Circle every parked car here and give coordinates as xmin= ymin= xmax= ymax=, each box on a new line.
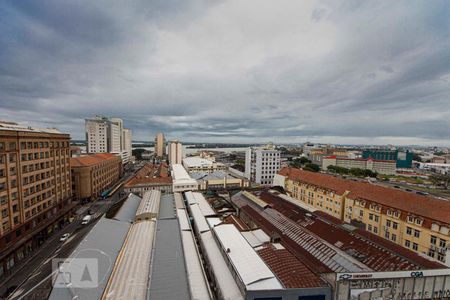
xmin=60 ymin=233 xmax=70 ymax=242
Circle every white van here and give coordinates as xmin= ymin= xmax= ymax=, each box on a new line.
xmin=81 ymin=215 xmax=92 ymax=225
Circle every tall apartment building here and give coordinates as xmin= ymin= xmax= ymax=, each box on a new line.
xmin=0 ymin=122 xmax=74 ymax=276
xmin=245 ymin=145 xmax=281 ymax=185
xmin=168 ymin=140 xmax=183 ymax=165
xmin=122 ymin=128 xmax=132 ymax=162
xmin=276 ymin=167 xmax=450 ymax=265
xmin=85 ymin=116 xmax=132 ymax=164
xmin=71 ymin=153 xmax=122 ymax=202
xmin=154 ymin=132 xmax=165 ymax=157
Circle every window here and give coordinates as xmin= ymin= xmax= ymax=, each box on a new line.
xmin=431 ymin=236 xmax=437 ymax=245
xmin=374 ymin=215 xmax=379 ymax=222
xmin=414 ymin=230 xmax=420 ymax=238
xmin=373 ymin=226 xmax=378 ymax=234
xmin=9 ymin=142 xmax=16 ymax=150
xmin=405 ymin=240 xmax=411 ymax=247
xmin=384 ymin=232 xmax=390 ymax=239
xmin=438 ymin=254 xmax=445 ymax=262
xmin=368 ymin=224 xmax=372 ymax=231
xmin=369 ymin=213 xmax=373 ymax=220
xmin=393 ymin=222 xmax=398 ymax=230
xmin=392 ymin=234 xmax=397 ymax=242
xmin=406 ymin=227 xmax=412 ymax=235
xmin=439 ymin=239 xmax=446 ymax=248
xmin=412 ymin=243 xmax=418 ymax=251
xmin=359 ymin=210 xmax=364 ymax=217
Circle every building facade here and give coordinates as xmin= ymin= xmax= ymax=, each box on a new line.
xmin=168 ymin=140 xmax=183 ymax=165
xmin=154 ymin=132 xmax=165 ymax=157
xmin=245 ymin=146 xmax=281 ymax=185
xmin=0 ymin=122 xmax=74 ymax=277
xmin=85 ymin=116 xmax=132 ymax=164
xmin=322 ymin=156 xmax=397 ymax=175
xmin=278 ymin=167 xmax=450 ymax=265
xmin=71 ymin=153 xmax=122 ymax=202
xmin=362 ymin=149 xmax=413 ymax=168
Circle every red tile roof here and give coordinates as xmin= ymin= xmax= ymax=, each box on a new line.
xmin=279 ymin=167 xmax=450 ymax=225
xmin=71 ymin=153 xmax=119 ymax=167
xmin=234 ymin=191 xmax=445 ymax=275
xmin=125 ymin=163 xmax=172 ymax=186
xmin=257 ymin=244 xmax=328 ymax=288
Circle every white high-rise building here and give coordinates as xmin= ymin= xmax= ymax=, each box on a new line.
xmin=168 ymin=140 xmax=183 ymax=165
xmin=85 ymin=116 xmax=132 ymax=164
xmin=245 ymin=145 xmax=281 ymax=186
xmin=122 ymin=128 xmax=132 ymax=163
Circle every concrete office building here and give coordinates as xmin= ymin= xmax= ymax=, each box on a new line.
xmin=71 ymin=153 xmax=122 ymax=202
xmin=168 ymin=140 xmax=183 ymax=165
xmin=171 ymin=164 xmax=198 ymax=193
xmin=154 ymin=132 xmax=165 ymax=157
xmin=85 ymin=116 xmax=132 ymax=164
xmin=0 ymin=122 xmax=75 ymax=277
xmin=245 ymin=145 xmax=281 ymax=185
xmin=362 ymin=149 xmax=413 ymax=168
xmin=322 ymin=156 xmax=397 ymax=175
xmin=277 ymin=167 xmax=450 ymax=265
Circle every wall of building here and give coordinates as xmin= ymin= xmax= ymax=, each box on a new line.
xmin=0 ymin=128 xmax=74 ymax=277
xmin=283 ymin=175 xmax=450 ymax=265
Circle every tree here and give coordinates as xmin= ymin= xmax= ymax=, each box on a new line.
xmin=430 ymin=174 xmax=450 ymax=189
xmin=289 ymin=157 xmax=311 ymax=168
xmin=303 ymin=163 xmax=320 ymax=172
xmin=412 ymin=153 xmax=422 ymax=162
xmin=132 ymin=148 xmax=146 ymax=160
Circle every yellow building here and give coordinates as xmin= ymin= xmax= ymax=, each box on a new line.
xmin=277 ymin=167 xmax=450 ymax=264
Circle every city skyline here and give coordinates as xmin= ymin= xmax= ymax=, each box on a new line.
xmin=1 ymin=1 xmax=450 ymax=146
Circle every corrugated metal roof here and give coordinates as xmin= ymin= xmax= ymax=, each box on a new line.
xmin=180 ymin=231 xmax=212 ymax=300
xmin=241 ymin=229 xmax=270 ymax=248
xmin=114 ymin=193 xmax=141 ymax=223
xmin=49 ymin=218 xmax=131 ymax=300
xmin=213 ymin=224 xmax=283 ymax=290
xmin=159 ymin=194 xmax=176 ymax=219
xmin=177 ymin=209 xmax=191 ymax=231
xmin=174 ymin=192 xmax=185 ymax=209
xmin=185 ymin=192 xmax=216 ymax=217
xmin=190 ymin=204 xmax=210 ymax=233
xmin=148 ymin=218 xmax=190 ymax=300
xmin=136 ymin=190 xmax=161 ymax=220
xmin=172 ymin=164 xmax=192 ymax=180
xmin=200 ymin=231 xmax=244 ymax=300
xmin=103 ymin=221 xmax=156 ymax=300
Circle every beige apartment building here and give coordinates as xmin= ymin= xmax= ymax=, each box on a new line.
xmin=277 ymin=167 xmax=450 ymax=265
xmin=71 ymin=153 xmax=122 ymax=201
xmin=0 ymin=122 xmax=74 ymax=277
xmin=154 ymin=132 xmax=165 ymax=157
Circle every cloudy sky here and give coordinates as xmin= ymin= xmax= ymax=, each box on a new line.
xmin=1 ymin=0 xmax=450 ymax=145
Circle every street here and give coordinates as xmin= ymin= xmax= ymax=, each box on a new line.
xmin=0 ymin=166 xmax=138 ymax=300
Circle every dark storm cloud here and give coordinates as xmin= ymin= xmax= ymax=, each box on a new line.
xmin=0 ymin=0 xmax=450 ymax=145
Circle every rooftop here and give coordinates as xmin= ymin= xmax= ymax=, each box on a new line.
xmin=279 ymin=167 xmax=450 ymax=225
xmin=124 ymin=163 xmax=172 ymax=187
xmin=190 ymin=170 xmax=238 ymax=181
xmin=71 ymin=153 xmax=119 ymax=167
xmin=182 ymin=156 xmax=214 ymax=167
xmin=233 ymin=190 xmax=445 ymax=276
xmin=0 ymin=121 xmax=65 ymax=135
xmin=257 ymin=244 xmax=329 ymax=289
